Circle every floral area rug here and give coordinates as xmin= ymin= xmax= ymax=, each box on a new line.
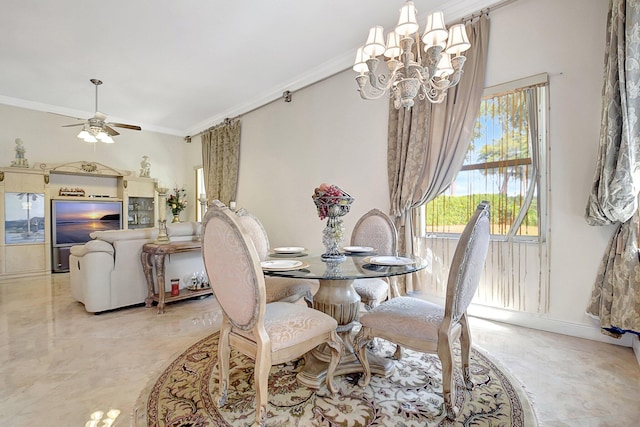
xmin=135 ymin=332 xmax=537 ymax=426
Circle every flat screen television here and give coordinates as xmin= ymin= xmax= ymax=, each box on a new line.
xmin=51 ymin=199 xmax=122 ymax=246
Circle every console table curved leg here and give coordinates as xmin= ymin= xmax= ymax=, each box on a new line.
xmin=141 ymin=252 xmax=154 ymax=308
xmin=153 ymin=254 xmax=167 ymax=314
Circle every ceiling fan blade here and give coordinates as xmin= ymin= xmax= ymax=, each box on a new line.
xmin=62 ymin=123 xmax=86 ymax=128
xmin=50 ymin=112 xmax=86 ymax=120
xmin=104 ymin=126 xmax=120 ymax=136
xmin=108 ymin=122 xmax=142 ymax=131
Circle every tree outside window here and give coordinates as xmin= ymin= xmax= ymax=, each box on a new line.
xmin=424 ymin=80 xmax=547 ymax=241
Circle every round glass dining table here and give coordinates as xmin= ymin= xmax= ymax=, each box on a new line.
xmin=263 ymin=252 xmax=428 ymax=389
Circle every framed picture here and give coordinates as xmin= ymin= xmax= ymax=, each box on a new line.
xmin=4 ymin=192 xmax=45 ymax=244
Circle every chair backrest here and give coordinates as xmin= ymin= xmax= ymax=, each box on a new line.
xmin=202 ymin=203 xmax=265 ymax=331
xmin=350 ymin=208 xmax=398 ymax=255
xmin=235 ymin=208 xmax=270 ymax=261
xmin=445 ymin=201 xmax=490 ymax=323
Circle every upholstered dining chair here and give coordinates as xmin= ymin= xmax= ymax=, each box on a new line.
xmin=202 ymin=203 xmax=343 ymax=427
xmin=235 ymin=208 xmax=318 ymax=306
xmin=350 ymin=208 xmax=399 ymax=310
xmin=354 ymin=201 xmax=490 ymax=420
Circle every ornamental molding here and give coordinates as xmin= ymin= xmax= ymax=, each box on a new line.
xmin=34 ymin=161 xmax=133 ymax=177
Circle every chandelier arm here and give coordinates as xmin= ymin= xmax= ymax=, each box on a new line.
xmin=448 ymin=55 xmax=467 ymax=88
xmin=422 ymin=78 xmax=450 ymax=104
xmin=423 ymin=45 xmax=443 ymax=81
xmin=357 ymin=83 xmax=391 ymax=100
xmin=365 ymin=58 xmax=398 ymax=92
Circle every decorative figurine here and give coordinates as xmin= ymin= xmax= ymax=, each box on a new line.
xmin=10 ymin=138 xmax=29 ymax=168
xmin=139 ymin=155 xmax=151 ymax=177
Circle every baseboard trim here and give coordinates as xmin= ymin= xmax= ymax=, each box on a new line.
xmin=466 ymin=303 xmax=634 ymax=347
xmin=411 ymin=293 xmax=636 ymax=348
xmin=0 ymin=270 xmax=51 ymax=282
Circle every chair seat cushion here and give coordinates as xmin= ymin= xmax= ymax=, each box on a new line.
xmin=236 ymin=302 xmax=338 ymax=352
xmin=359 ymin=296 xmax=444 ymax=342
xmin=353 ymin=278 xmax=389 ymax=303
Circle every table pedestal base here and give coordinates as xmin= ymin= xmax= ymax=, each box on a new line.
xmin=296 ymin=277 xmax=394 ymax=389
xmin=296 ymin=332 xmax=395 ymax=389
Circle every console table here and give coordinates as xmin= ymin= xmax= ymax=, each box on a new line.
xmin=141 ymin=241 xmax=211 ymax=313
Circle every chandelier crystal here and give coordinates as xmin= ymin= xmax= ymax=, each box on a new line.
xmin=354 ymin=1 xmax=471 ymax=109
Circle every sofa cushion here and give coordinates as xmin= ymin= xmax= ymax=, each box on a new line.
xmin=70 ymin=239 xmax=115 ymax=257
xmin=90 ymin=228 xmax=157 ymax=243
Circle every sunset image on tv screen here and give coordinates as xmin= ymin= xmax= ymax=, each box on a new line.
xmin=54 ymin=201 xmax=121 ymax=244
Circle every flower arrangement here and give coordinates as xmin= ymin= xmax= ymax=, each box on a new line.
xmin=312 ymin=183 xmax=353 ymax=220
xmin=167 ymin=187 xmax=188 ymax=216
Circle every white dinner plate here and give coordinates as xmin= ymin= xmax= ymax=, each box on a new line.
xmin=272 ymin=246 xmax=306 ymax=254
xmin=343 ymin=246 xmax=375 ymax=253
xmin=364 ymin=256 xmax=415 ymax=266
xmin=261 ymin=260 xmax=309 ymax=271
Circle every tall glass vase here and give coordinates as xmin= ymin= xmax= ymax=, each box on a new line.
xmin=322 ymin=213 xmax=346 ymax=262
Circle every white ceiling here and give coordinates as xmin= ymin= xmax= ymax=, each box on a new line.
xmin=0 ymin=0 xmax=499 ymax=137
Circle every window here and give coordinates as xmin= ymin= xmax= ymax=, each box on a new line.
xmin=423 ymin=74 xmax=548 ymax=241
xmin=195 ymin=166 xmax=206 ymax=222
xmin=418 ymin=74 xmax=550 ymax=314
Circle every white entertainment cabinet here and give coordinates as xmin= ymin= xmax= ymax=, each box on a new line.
xmin=0 ymin=161 xmax=157 ymax=278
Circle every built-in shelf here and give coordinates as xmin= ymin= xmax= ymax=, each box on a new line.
xmin=1 ymin=161 xmax=158 ymax=277
xmin=128 ymin=196 xmax=155 ymax=229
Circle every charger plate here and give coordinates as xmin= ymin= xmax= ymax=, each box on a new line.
xmin=363 ymin=255 xmax=415 ymax=266
xmin=343 ymin=246 xmax=375 ymax=253
xmin=272 ymin=246 xmax=306 ymax=254
xmin=260 ymin=260 xmax=310 ymax=271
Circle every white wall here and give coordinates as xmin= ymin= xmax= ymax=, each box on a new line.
xmin=234 ymin=69 xmax=389 ymax=253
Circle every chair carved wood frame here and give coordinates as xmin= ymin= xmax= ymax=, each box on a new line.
xmin=202 ymin=203 xmax=343 ymax=427
xmin=235 ymin=207 xmax=316 ymax=306
xmin=353 ymin=202 xmax=490 ymax=420
xmin=350 ymin=208 xmax=400 ymax=309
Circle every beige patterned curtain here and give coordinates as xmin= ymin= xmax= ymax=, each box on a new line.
xmin=201 ymin=119 xmax=241 ymax=205
xmin=585 ymin=0 xmax=640 ymax=338
xmin=388 ymin=15 xmax=490 ymax=293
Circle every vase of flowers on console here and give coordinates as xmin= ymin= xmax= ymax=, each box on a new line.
xmin=312 ymin=183 xmax=354 ymax=262
xmin=167 ymin=187 xmax=188 ymax=223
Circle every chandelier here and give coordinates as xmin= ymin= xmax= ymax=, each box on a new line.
xmin=354 ymin=1 xmax=471 ymax=108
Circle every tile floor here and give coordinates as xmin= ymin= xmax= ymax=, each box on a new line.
xmin=0 ymin=274 xmax=639 ymax=426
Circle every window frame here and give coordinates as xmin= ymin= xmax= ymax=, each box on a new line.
xmin=420 ymin=73 xmax=549 ymax=243
xmin=195 ymin=166 xmax=206 ymax=222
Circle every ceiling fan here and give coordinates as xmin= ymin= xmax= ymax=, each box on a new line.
xmin=62 ymin=78 xmax=141 ymax=143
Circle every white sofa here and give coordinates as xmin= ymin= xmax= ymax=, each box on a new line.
xmin=70 ymin=222 xmax=205 ymax=313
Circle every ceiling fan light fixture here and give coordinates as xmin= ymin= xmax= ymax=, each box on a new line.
xmin=98 ymin=132 xmax=114 ymax=143
xmin=77 ymin=128 xmax=90 ymax=140
xmin=65 ymin=78 xmax=142 ymax=143
xmin=80 ymin=131 xmax=98 ymax=143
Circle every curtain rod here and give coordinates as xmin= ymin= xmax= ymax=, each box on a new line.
xmin=187 ymin=0 xmax=521 ymax=143
xmin=461 ymin=0 xmax=519 ymax=22
xmin=186 ymin=68 xmax=345 ymax=141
